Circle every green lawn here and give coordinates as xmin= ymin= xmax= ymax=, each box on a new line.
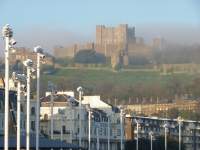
xmin=41 ymin=68 xmax=198 ymax=88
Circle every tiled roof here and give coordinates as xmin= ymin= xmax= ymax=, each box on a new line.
xmin=41 ymin=94 xmax=79 ymax=106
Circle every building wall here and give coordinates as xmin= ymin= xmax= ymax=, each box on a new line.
xmin=54 ymin=43 xmax=95 ymax=58
xmin=126 ymin=100 xmax=200 ymax=116
xmin=126 ymin=116 xmax=200 ymax=150
xmin=10 ymin=47 xmax=54 ymax=66
xmin=40 ymin=98 xmax=123 ymax=150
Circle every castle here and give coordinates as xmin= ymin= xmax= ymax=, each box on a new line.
xmin=54 ymin=24 xmax=154 ymax=67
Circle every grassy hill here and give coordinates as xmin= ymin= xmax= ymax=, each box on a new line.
xmin=40 ymin=68 xmax=200 ymax=102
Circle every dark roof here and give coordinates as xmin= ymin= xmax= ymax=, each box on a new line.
xmin=0 ymin=135 xmax=82 ymax=149
xmin=41 ymin=94 xmax=79 ymax=107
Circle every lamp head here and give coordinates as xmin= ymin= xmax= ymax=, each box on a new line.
xmin=9 ymin=38 xmax=17 ymax=45
xmin=39 ymin=54 xmax=45 ymax=59
xmin=34 ymin=46 xmax=43 ymax=54
xmin=31 ymin=67 xmax=36 ymax=73
xmin=149 ymin=131 xmax=154 ymax=136
xmin=2 ymin=24 xmax=13 ymax=38
xmin=23 ymin=59 xmax=33 ymax=67
xmin=77 ymin=86 xmax=83 ymax=92
xmin=163 ymin=122 xmax=169 ymax=128
xmin=21 ymin=84 xmax=26 ymax=91
xmin=12 ymin=72 xmax=26 ymax=83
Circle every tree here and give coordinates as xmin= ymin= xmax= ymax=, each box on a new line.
xmin=167 ymin=108 xmax=179 ymax=119
xmin=54 ymin=57 xmax=75 ymax=67
xmin=74 ymin=49 xmax=106 ymax=64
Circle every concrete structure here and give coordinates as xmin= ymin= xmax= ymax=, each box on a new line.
xmin=125 ymin=99 xmax=200 ymax=116
xmin=54 ymin=43 xmax=95 ymax=58
xmin=125 ymin=115 xmax=200 ymax=150
xmin=40 ymin=93 xmax=123 ymax=150
xmin=159 ymin=63 xmax=200 ymax=74
xmin=10 ymin=47 xmax=54 ymax=66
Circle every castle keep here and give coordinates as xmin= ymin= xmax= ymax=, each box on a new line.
xmin=96 ymin=24 xmax=136 ymax=57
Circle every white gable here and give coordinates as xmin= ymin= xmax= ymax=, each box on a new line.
xmin=45 ymin=91 xmax=74 ymax=97
xmin=82 ymin=96 xmax=111 ymax=109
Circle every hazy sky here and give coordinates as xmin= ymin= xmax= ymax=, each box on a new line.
xmin=0 ymin=0 xmax=200 ymax=53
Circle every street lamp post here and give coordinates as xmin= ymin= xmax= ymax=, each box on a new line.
xmin=86 ymin=105 xmax=94 ymax=150
xmin=177 ymin=117 xmax=183 ymax=150
xmin=17 ymin=81 xmax=21 ymax=150
xmin=96 ymin=123 xmax=100 ymax=150
xmin=60 ymin=114 xmax=64 ymax=142
xmin=2 ymin=24 xmax=16 ymax=150
xmin=120 ymin=108 xmax=124 ymax=150
xmin=77 ymin=86 xmax=83 ymax=148
xmin=134 ymin=119 xmax=142 ymax=150
xmin=23 ymin=59 xmax=35 ymax=150
xmin=48 ymin=81 xmax=55 ymax=140
xmin=107 ymin=115 xmax=110 ymax=150
xmin=34 ymin=46 xmax=45 ymax=150
xmin=188 ymin=123 xmax=196 ymax=150
xmin=149 ymin=131 xmax=153 ymax=150
xmin=88 ymin=107 xmax=91 ymax=150
xmin=163 ymin=122 xmax=169 ymax=150
xmin=12 ymin=72 xmax=26 ymax=150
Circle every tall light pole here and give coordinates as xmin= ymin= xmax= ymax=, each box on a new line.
xmin=34 ymin=46 xmax=45 ymax=150
xmin=2 ymin=24 xmax=16 ymax=150
xmin=88 ymin=107 xmax=91 ymax=150
xmin=12 ymin=72 xmax=26 ymax=150
xmin=149 ymin=131 xmax=153 ymax=150
xmin=23 ymin=59 xmax=34 ymax=150
xmin=86 ymin=105 xmax=94 ymax=150
xmin=96 ymin=123 xmax=100 ymax=150
xmin=163 ymin=122 xmax=169 ymax=150
xmin=77 ymin=86 xmax=83 ymax=147
xmin=107 ymin=115 xmax=110 ymax=150
xmin=17 ymin=80 xmax=21 ymax=150
xmin=188 ymin=123 xmax=196 ymax=150
xmin=48 ymin=81 xmax=55 ymax=140
xmin=120 ymin=107 xmax=124 ymax=150
xmin=177 ymin=117 xmax=183 ymax=150
xmin=134 ymin=119 xmax=142 ymax=150
xmin=60 ymin=113 xmax=64 ymax=142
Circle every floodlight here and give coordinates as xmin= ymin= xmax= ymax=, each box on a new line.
xmin=23 ymin=59 xmax=33 ymax=67
xmin=34 ymin=46 xmax=43 ymax=53
xmin=9 ymin=38 xmax=17 ymax=45
xmin=77 ymin=86 xmax=83 ymax=92
xmin=31 ymin=68 xmax=36 ymax=73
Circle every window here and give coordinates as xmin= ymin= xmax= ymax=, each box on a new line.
xmin=31 ymin=121 xmax=35 ymax=131
xmin=44 ymin=114 xmax=48 ymax=120
xmin=62 ymin=126 xmax=66 ymax=133
xmin=31 ymin=107 xmax=35 ymax=116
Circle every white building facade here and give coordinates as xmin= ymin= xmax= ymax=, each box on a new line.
xmin=40 ymin=93 xmax=123 ymax=150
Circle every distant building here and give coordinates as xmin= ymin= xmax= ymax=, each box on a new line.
xmin=53 ymin=24 xmax=156 ymax=68
xmin=125 ymin=99 xmax=200 ymax=116
xmin=10 ymin=47 xmax=54 ymax=66
xmin=95 ymin=24 xmax=135 ymax=59
xmin=152 ymin=37 xmax=166 ymax=50
xmin=53 ymin=43 xmax=95 ymax=58
xmin=160 ymin=63 xmax=200 ymax=74
xmin=0 ymin=78 xmax=36 ymax=136
xmin=125 ymin=115 xmax=200 ymax=150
